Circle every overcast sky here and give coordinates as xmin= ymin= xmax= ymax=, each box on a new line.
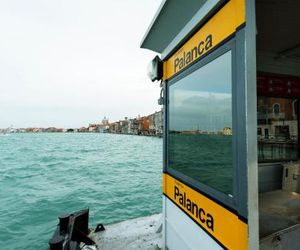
xmin=0 ymin=0 xmax=162 ymax=128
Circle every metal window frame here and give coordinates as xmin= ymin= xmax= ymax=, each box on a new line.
xmin=244 ymin=1 xmax=258 ymax=247
xmin=163 ymin=34 xmax=249 ymax=219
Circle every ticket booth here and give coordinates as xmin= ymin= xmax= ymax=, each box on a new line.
xmin=141 ymin=1 xmax=300 ymax=249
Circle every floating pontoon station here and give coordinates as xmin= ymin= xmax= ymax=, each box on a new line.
xmin=48 ymin=1 xmax=300 ymax=249
xmin=141 ymin=0 xmax=300 ymax=249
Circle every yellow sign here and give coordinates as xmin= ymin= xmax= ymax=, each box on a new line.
xmin=163 ymin=0 xmax=245 ymax=80
xmin=163 ymin=173 xmax=248 ymax=250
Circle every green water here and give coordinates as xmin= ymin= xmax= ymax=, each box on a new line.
xmin=169 ymin=133 xmax=233 ymax=195
xmin=0 ymin=133 xmax=162 ymax=250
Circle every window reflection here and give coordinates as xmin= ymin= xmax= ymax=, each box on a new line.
xmin=257 ymin=97 xmax=298 ymax=162
xmin=168 ymin=51 xmax=233 ymax=195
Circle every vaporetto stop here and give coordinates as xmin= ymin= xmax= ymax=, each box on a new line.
xmin=174 ymin=186 xmax=214 ymax=231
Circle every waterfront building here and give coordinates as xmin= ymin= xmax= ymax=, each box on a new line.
xmin=88 ymin=124 xmax=98 ymax=132
xmin=257 ymin=97 xmax=298 ymax=141
xmin=153 ymin=110 xmax=163 ymax=135
xmin=25 ymin=127 xmax=43 ymax=133
xmin=137 ymin=116 xmax=150 ymax=135
xmin=128 ymin=118 xmax=139 ymax=135
xmin=148 ymin=113 xmax=156 ymax=135
xmin=78 ymin=127 xmax=88 ymax=133
xmin=115 ymin=121 xmax=121 ymax=134
xmin=108 ymin=123 xmax=116 ymax=133
xmin=97 ymin=117 xmax=110 ymax=133
xmin=108 ymin=121 xmax=121 ymax=134
xmin=101 ymin=116 xmax=109 ymax=126
xmin=148 ymin=110 xmax=163 ymax=136
xmin=120 ymin=118 xmax=129 ymax=134
xmin=97 ymin=111 xmax=162 ymax=136
xmin=222 ymin=127 xmax=232 ymax=136
xmin=44 ymin=127 xmax=64 ymax=133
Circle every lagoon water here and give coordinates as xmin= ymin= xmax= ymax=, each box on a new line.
xmin=0 ymin=133 xmax=162 ymax=250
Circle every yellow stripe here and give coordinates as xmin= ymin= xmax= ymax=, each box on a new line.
xmin=163 ymin=0 xmax=245 ymax=80
xmin=163 ymin=173 xmax=248 ymax=249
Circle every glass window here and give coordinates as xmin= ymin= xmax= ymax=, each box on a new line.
xmin=168 ymin=51 xmax=233 ymax=196
xmin=257 ymin=97 xmax=298 ymax=162
xmin=273 ymin=103 xmax=280 ymax=116
xmin=294 ymin=100 xmax=298 ymax=117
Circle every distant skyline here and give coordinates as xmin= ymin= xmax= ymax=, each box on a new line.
xmin=0 ymin=0 xmax=162 ymax=128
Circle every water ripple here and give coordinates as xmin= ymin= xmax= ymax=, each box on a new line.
xmin=0 ymin=133 xmax=162 ymax=250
